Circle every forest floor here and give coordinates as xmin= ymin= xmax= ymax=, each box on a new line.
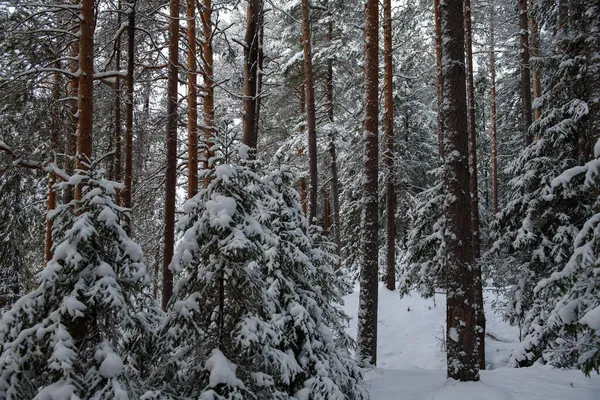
xmin=343 ymin=283 xmax=600 ymax=399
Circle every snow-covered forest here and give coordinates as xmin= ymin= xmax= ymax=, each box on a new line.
xmin=0 ymin=0 xmax=599 ymax=398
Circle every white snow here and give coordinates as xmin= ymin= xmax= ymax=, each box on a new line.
xmin=343 ymin=283 xmax=600 ymax=399
xmin=99 ymin=351 xmax=124 ymax=378
xmin=581 ymin=306 xmax=600 ymax=331
xmin=204 ymin=349 xmax=245 ymax=389
xmin=205 ymin=195 xmax=236 ymax=228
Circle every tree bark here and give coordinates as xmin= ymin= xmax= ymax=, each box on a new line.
xmin=490 ymin=3 xmax=499 ymax=215
xmin=241 ymin=0 xmax=262 ymax=154
xmin=121 ymin=1 xmax=135 ymax=227
xmin=323 ymin=188 xmax=329 ymax=234
xmin=464 ymin=0 xmax=485 ymax=370
xmin=529 ymin=0 xmax=542 ymax=123
xmin=113 ymin=0 xmax=123 ymax=193
xmin=298 ymin=85 xmax=308 ymax=215
xmin=187 ymin=0 xmax=198 ymax=197
xmin=383 ymin=0 xmax=395 ymax=291
xmin=440 ymin=0 xmax=479 ymax=382
xmin=301 ymin=0 xmax=318 ymax=224
xmin=434 ymin=0 xmax=444 ymax=157
xmin=75 ymin=0 xmax=95 ymax=201
xmin=357 ymin=0 xmax=379 ymax=366
xmin=518 ymin=0 xmax=533 ymax=146
xmin=201 ymin=0 xmax=215 ymax=182
xmin=63 ymin=0 xmax=79 ymax=204
xmin=325 ymin=5 xmax=342 ymax=266
xmin=46 ymin=69 xmax=62 ymax=263
xmin=162 ymin=0 xmax=179 ymax=310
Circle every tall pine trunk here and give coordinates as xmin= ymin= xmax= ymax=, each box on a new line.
xmin=121 ymin=1 xmax=135 ymax=214
xmin=75 ymin=0 xmax=95 ymax=200
xmin=187 ymin=0 xmax=198 ymax=197
xmin=301 ymin=0 xmax=318 ymax=224
xmin=464 ymin=0 xmax=485 ymax=370
xmin=202 ymin=0 xmax=215 ymax=179
xmin=63 ymin=0 xmax=79 ymax=204
xmin=440 ymin=0 xmax=479 ymax=382
xmin=325 ymin=5 xmax=342 ymax=265
xmin=45 ymin=69 xmax=62 ymax=263
xmin=490 ymin=3 xmax=499 ymax=215
xmin=383 ymin=0 xmax=395 ymax=291
xmin=357 ymin=0 xmax=379 ymax=366
xmin=298 ymin=84 xmax=308 ymax=215
xmin=113 ymin=3 xmax=122 ymax=190
xmin=518 ymin=0 xmax=533 ymax=146
xmin=529 ymin=0 xmax=542 ymax=123
xmin=434 ymin=0 xmax=444 ymax=157
xmin=242 ymin=0 xmax=262 ymax=154
xmin=162 ymin=0 xmax=179 ymax=310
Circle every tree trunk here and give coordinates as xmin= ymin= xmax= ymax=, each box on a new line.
xmin=75 ymin=0 xmax=95 ymax=201
xmin=162 ymin=0 xmax=179 ymax=310
xmin=113 ymin=0 xmax=123 ymax=194
xmin=325 ymin=6 xmax=342 ymax=266
xmin=201 ymin=0 xmax=215 ymax=181
xmin=490 ymin=3 xmax=499 ymax=215
xmin=357 ymin=0 xmax=379 ymax=366
xmin=122 ymin=1 xmax=135 ymax=227
xmin=530 ymin=0 xmax=542 ymax=123
xmin=518 ymin=0 xmax=533 ymax=146
xmin=46 ymin=69 xmax=62 ymax=263
xmin=464 ymin=0 xmax=485 ymax=370
xmin=440 ymin=0 xmax=479 ymax=382
xmin=63 ymin=0 xmax=79 ymax=204
xmin=383 ymin=0 xmax=395 ymax=291
xmin=241 ymin=0 xmax=262 ymax=154
xmin=434 ymin=0 xmax=444 ymax=157
xmin=301 ymin=0 xmax=318 ymax=224
xmin=323 ymin=188 xmax=329 ymax=234
xmin=187 ymin=0 xmax=198 ymax=197
xmin=298 ymin=85 xmax=308 ymax=215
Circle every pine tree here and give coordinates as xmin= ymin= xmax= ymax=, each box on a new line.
xmin=0 ymin=161 xmax=160 ymax=399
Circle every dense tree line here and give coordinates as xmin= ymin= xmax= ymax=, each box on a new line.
xmin=0 ymin=0 xmax=598 ymax=397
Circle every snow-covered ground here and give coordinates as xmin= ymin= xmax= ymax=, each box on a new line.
xmin=343 ymin=284 xmax=600 ymax=399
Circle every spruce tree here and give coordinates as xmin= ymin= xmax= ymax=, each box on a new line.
xmin=0 ymin=161 xmax=160 ymax=399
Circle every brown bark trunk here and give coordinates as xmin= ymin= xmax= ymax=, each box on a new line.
xmin=529 ymin=0 xmax=542 ymax=123
xmin=325 ymin=7 xmax=342 ymax=266
xmin=441 ymin=0 xmax=479 ymax=382
xmin=46 ymin=69 xmax=62 ymax=263
xmin=64 ymin=0 xmax=79 ymax=204
xmin=187 ymin=0 xmax=198 ymax=197
xmin=384 ymin=0 xmax=395 ymax=291
xmin=356 ymin=0 xmax=379 ymax=366
xmin=241 ymin=0 xmax=262 ymax=154
xmin=301 ymin=0 xmax=318 ymax=224
xmin=255 ymin=14 xmax=264 ymax=140
xmin=121 ymin=2 xmax=135 ymax=213
xmin=162 ymin=0 xmax=179 ymax=310
xmin=434 ymin=0 xmax=444 ymax=157
xmin=201 ymin=0 xmax=215 ymax=181
xmin=75 ymin=0 xmax=95 ymax=201
xmin=464 ymin=0 xmax=485 ymax=370
xmin=113 ymin=0 xmax=123 ymax=193
xmin=518 ymin=0 xmax=533 ymax=146
xmin=323 ymin=188 xmax=329 ymax=234
xmin=490 ymin=3 xmax=499 ymax=215
xmin=298 ymin=86 xmax=308 ymax=216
